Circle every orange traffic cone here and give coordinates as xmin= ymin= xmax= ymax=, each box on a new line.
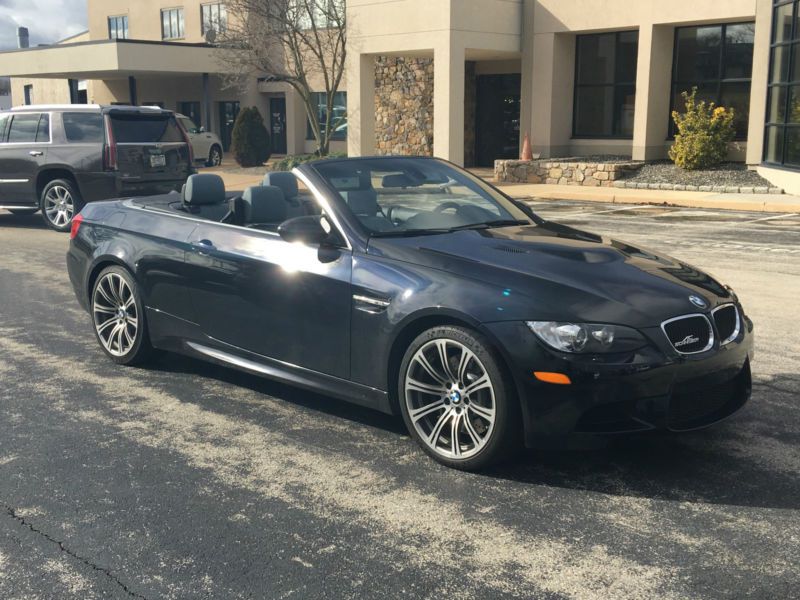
xmin=521 ymin=132 xmax=532 ymax=161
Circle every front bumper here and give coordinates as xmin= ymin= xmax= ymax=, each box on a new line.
xmin=484 ymin=314 xmax=754 ymax=447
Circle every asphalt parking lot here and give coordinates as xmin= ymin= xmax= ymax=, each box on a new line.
xmin=0 ymin=202 xmax=798 ymax=599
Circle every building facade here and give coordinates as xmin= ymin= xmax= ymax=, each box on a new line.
xmin=347 ymin=0 xmax=800 ymax=193
xmin=3 ymin=0 xmax=800 ymax=192
xmin=2 ymin=0 xmax=343 ymax=156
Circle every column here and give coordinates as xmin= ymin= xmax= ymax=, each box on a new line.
xmin=433 ymin=41 xmax=465 ymax=165
xmin=202 ymin=73 xmax=212 ymax=132
xmin=746 ymin=0 xmax=773 ymax=165
xmin=527 ymin=33 xmax=574 ymax=158
xmin=128 ymin=75 xmax=137 ymax=106
xmin=346 ymin=52 xmax=376 ymax=157
xmin=631 ymin=24 xmax=674 ymax=161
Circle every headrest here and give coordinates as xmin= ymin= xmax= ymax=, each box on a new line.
xmin=183 ymin=174 xmax=225 ymax=206
xmin=242 ymin=185 xmax=287 ymax=223
xmin=346 ymin=189 xmax=380 ymax=216
xmin=263 ymin=172 xmax=298 ymax=199
xmin=382 ymin=174 xmax=417 ymax=189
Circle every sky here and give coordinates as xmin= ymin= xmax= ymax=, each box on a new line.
xmin=0 ymin=0 xmax=88 ymax=50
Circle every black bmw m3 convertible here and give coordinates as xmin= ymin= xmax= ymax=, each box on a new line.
xmin=67 ymin=157 xmax=754 ymax=470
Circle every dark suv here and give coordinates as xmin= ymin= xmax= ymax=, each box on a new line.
xmin=0 ymin=104 xmax=194 ymax=231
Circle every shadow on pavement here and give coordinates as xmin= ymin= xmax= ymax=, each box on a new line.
xmin=0 ymin=211 xmax=47 ymax=230
xmin=146 ymin=352 xmax=800 ymax=512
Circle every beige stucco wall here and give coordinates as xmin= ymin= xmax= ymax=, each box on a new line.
xmin=9 ymin=31 xmax=91 ymax=107
xmin=87 ymin=0 xmax=211 ymax=43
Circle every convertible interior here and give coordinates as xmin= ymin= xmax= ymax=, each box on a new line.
xmin=133 ymin=159 xmax=515 ymax=235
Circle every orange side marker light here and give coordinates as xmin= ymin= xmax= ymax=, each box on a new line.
xmin=534 ymin=372 xmax=572 ymax=385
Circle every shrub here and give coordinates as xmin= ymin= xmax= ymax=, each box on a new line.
xmin=230 ymin=107 xmax=272 ymax=167
xmin=669 ymin=88 xmax=736 ymax=170
xmin=272 ymin=152 xmax=347 ymax=172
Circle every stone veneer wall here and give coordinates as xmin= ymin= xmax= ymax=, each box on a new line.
xmin=374 ymin=57 xmax=434 ymax=156
xmin=495 ymin=159 xmax=643 ymax=187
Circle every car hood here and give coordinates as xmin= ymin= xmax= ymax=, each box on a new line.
xmin=367 ymin=221 xmax=734 ymax=327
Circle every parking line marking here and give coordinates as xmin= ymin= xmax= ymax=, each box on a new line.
xmin=739 ymin=212 xmax=798 ymax=224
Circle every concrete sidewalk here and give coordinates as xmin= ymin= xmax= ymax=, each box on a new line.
xmin=494 ymin=182 xmax=800 ymax=213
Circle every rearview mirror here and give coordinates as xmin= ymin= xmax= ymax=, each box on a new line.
xmin=278 ymin=216 xmax=329 ymax=245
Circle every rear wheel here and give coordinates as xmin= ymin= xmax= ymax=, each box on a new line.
xmin=206 ymin=145 xmax=223 ymax=167
xmin=398 ymin=326 xmax=521 ymax=470
xmin=91 ymin=266 xmax=152 ymax=365
xmin=41 ymin=178 xmax=83 ymax=232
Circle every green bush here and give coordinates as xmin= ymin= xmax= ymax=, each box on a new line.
xmin=669 ymin=88 xmax=736 ymax=170
xmin=230 ymin=107 xmax=272 ymax=167
xmin=272 ymin=152 xmax=347 ymax=172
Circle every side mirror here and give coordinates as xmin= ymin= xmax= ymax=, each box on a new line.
xmin=278 ymin=215 xmax=329 ymax=245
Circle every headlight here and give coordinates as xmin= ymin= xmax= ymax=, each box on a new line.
xmin=526 ymin=321 xmax=647 ymax=354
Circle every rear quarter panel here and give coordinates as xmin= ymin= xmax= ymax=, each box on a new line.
xmin=73 ymin=200 xmax=200 ymax=326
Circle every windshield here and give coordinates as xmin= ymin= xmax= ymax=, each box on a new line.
xmin=312 ymin=157 xmax=534 ymax=235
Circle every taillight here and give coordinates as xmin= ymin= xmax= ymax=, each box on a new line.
xmin=177 ymin=118 xmax=194 ymax=165
xmin=70 ymin=213 xmax=83 ymax=240
xmin=103 ymin=115 xmax=117 ymax=171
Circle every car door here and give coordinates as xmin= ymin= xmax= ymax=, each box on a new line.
xmin=0 ymin=112 xmax=49 ymax=206
xmin=184 ymin=221 xmax=353 ymax=379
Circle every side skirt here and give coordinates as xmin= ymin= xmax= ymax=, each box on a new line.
xmin=185 ymin=340 xmax=393 ymax=415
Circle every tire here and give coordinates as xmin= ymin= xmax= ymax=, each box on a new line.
xmin=398 ymin=326 xmax=521 ymax=470
xmin=206 ymin=145 xmax=223 ymax=167
xmin=9 ymin=208 xmax=38 ymax=216
xmin=91 ymin=266 xmax=152 ymax=366
xmin=41 ymin=178 xmax=83 ymax=232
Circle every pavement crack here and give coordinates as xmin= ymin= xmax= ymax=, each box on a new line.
xmin=3 ymin=503 xmax=148 ymax=600
xmin=753 ymin=380 xmax=799 ymax=396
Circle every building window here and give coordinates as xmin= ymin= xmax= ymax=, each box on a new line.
xmin=161 ymin=7 xmax=185 ymax=40
xmin=201 ymin=3 xmax=227 ymax=35
xmin=670 ymin=23 xmax=755 ymax=140
xmin=573 ymin=31 xmax=638 ymax=138
xmin=108 ymin=15 xmax=128 ymax=39
xmin=306 ymin=91 xmax=347 ymax=141
xmin=765 ymin=1 xmax=800 ymax=167
xmin=23 ymin=84 xmax=33 ymax=105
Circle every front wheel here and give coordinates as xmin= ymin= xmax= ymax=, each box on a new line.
xmin=206 ymin=145 xmax=223 ymax=167
xmin=41 ymin=178 xmax=83 ymax=232
xmin=398 ymin=326 xmax=521 ymax=470
xmin=91 ymin=266 xmax=152 ymax=365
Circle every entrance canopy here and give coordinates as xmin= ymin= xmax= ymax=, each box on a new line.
xmin=0 ymin=39 xmax=231 ymax=79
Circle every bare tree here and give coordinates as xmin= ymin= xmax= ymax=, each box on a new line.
xmin=219 ymin=0 xmax=346 ymax=156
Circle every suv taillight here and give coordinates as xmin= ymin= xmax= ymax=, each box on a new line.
xmin=177 ymin=118 xmax=194 ymax=165
xmin=70 ymin=213 xmax=83 ymax=240
xmin=103 ymin=115 xmax=117 ymax=171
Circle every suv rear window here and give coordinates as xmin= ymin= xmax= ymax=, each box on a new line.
xmin=7 ymin=113 xmax=49 ymax=143
xmin=63 ymin=112 xmax=104 ymax=143
xmin=110 ymin=113 xmax=184 ymax=143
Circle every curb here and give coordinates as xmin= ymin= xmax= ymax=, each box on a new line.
xmin=611 ymin=180 xmax=784 ymax=195
xmin=497 ymin=184 xmax=800 ymax=213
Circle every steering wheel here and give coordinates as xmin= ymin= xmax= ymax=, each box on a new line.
xmin=434 ymin=201 xmax=461 ymax=213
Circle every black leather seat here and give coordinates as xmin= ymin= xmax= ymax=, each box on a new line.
xmin=239 ymin=185 xmax=288 ymax=230
xmin=182 ymin=174 xmax=229 ymax=221
xmin=263 ymin=172 xmax=306 ymax=218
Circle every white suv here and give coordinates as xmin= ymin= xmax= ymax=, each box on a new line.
xmin=176 ymin=114 xmax=223 ymax=167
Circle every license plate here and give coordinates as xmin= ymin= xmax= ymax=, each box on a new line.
xmin=150 ymin=154 xmax=166 ymax=168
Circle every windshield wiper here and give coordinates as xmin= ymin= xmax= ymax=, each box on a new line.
xmin=370 ymin=228 xmax=452 ymax=238
xmin=446 ymin=219 xmax=530 ymax=232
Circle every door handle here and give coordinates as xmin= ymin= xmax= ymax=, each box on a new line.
xmin=192 ymin=239 xmax=215 ymax=254
xmin=29 ymin=150 xmax=43 ymax=157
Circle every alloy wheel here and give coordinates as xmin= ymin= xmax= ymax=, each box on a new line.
xmin=92 ymin=273 xmax=139 ymax=357
xmin=404 ymin=339 xmax=496 ymax=459
xmin=209 ymin=147 xmax=222 ymax=166
xmin=43 ymin=185 xmax=74 ymax=228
